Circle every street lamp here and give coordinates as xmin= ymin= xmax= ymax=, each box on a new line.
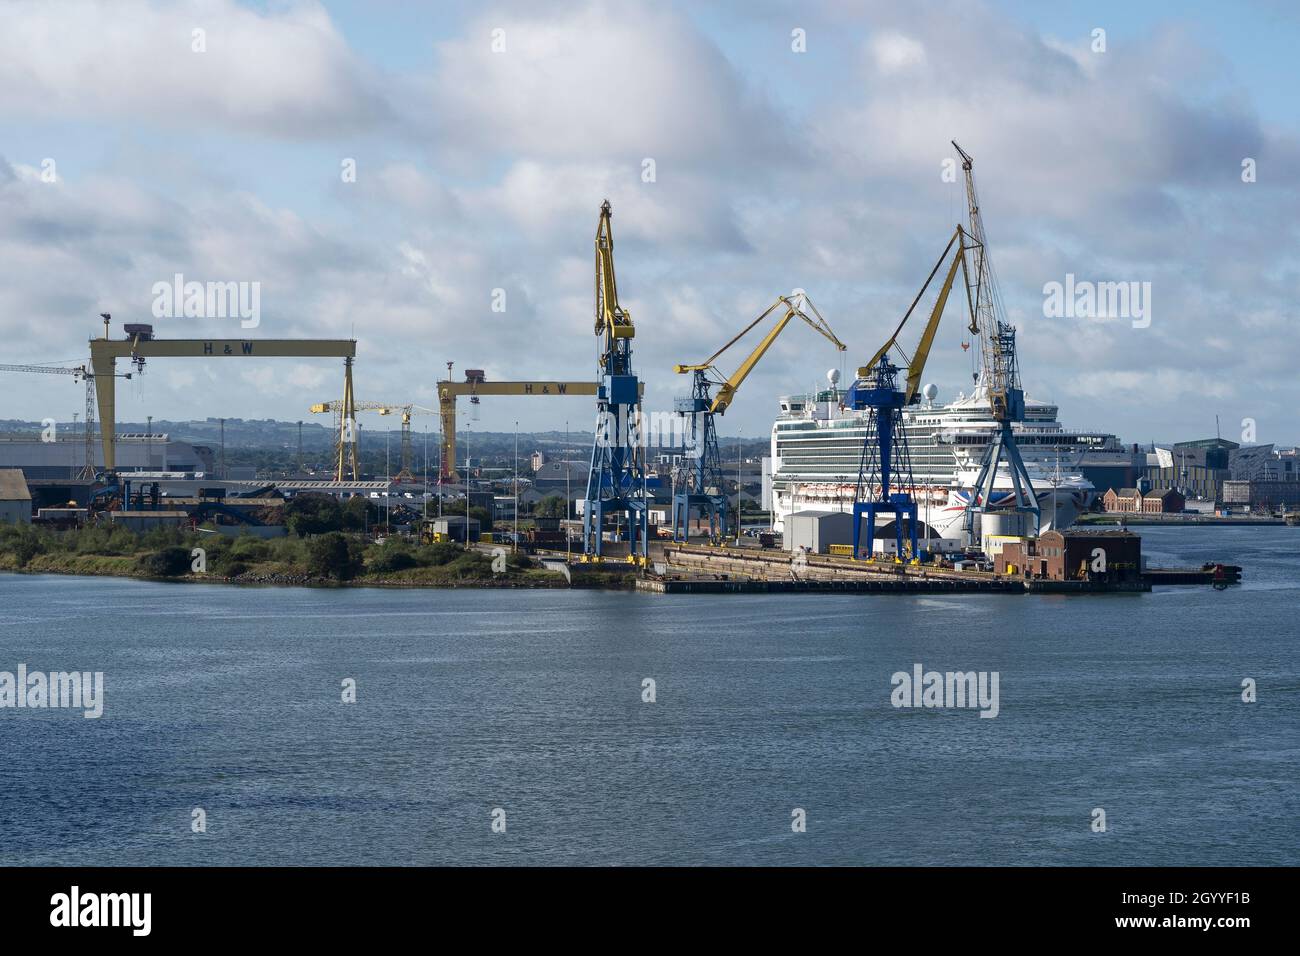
xmin=565 ymin=420 xmax=571 ymax=562
xmin=735 ymin=430 xmax=743 ymax=545
xmin=464 ymin=415 xmax=471 ymax=551
xmin=513 ymin=420 xmax=519 ymax=553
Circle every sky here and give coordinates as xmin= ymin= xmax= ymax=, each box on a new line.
xmin=1 ymin=0 xmax=1297 ymax=447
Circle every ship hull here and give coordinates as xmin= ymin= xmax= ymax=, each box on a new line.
xmin=771 ymin=483 xmax=1093 ymax=543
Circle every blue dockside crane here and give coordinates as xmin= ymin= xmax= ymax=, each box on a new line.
xmin=846 ymin=225 xmax=975 ymax=561
xmin=583 ymin=200 xmax=649 ymax=564
xmin=670 ymin=293 xmax=846 ymax=543
xmin=847 ymin=360 xmax=920 ymax=561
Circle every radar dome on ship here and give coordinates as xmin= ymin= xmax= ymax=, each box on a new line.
xmin=827 ymin=368 xmax=840 ymax=385
xmin=922 ymin=382 xmax=938 ymax=401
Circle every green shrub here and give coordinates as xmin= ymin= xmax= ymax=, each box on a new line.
xmin=137 ymin=546 xmax=193 ymax=577
xmin=306 ymin=532 xmax=363 ymax=580
xmin=446 ymin=551 xmax=494 ymax=579
xmin=367 ymin=545 xmax=417 ymax=574
xmin=285 ymin=494 xmax=344 ymax=536
xmin=415 ymin=541 xmax=463 ymax=566
xmin=140 ymin=524 xmax=188 ymax=550
xmin=341 ymin=496 xmax=379 ymax=530
xmin=267 ymin=535 xmax=306 ymax=565
xmin=229 ymin=535 xmax=271 ymax=562
xmin=221 ymin=559 xmax=249 ymax=577
xmin=8 ymin=529 xmax=46 ymax=567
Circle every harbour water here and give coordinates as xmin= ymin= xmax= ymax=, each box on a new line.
xmin=1 ymin=526 xmax=1296 ymax=866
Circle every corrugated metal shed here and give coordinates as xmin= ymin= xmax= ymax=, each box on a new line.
xmin=786 ymin=510 xmax=855 ymax=554
xmin=0 ymin=469 xmax=32 ymax=500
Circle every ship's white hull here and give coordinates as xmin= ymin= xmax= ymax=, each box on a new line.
xmin=771 ymin=481 xmax=1093 ymax=543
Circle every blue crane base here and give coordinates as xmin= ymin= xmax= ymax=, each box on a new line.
xmin=582 ymin=497 xmax=647 ymax=558
xmin=670 ymin=493 xmax=729 ymax=543
xmin=852 ymin=494 xmax=918 ymax=561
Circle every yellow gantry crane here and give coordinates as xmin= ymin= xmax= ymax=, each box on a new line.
xmin=87 ymin=314 xmax=356 ymax=474
xmin=669 ymin=292 xmax=847 ymax=541
xmin=435 ymin=369 xmax=601 ymax=483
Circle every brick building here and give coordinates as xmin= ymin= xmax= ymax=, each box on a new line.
xmin=1102 ymin=487 xmax=1184 ymax=514
xmin=1102 ymin=488 xmax=1143 ymax=512
xmin=1140 ymin=488 xmax=1184 ymax=513
xmin=997 ymin=530 xmax=1142 ymax=582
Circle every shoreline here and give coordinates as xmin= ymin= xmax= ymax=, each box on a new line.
xmin=0 ymin=561 xmax=633 ymax=590
xmin=1077 ymin=515 xmax=1284 ymax=526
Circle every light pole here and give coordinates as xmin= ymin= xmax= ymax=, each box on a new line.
xmin=146 ymin=415 xmax=152 ymax=473
xmin=464 ymin=416 xmax=471 ymax=551
xmin=565 ymin=420 xmax=571 ymax=562
xmin=735 ymin=430 xmax=742 ymax=545
xmin=513 ymin=420 xmax=519 ymax=553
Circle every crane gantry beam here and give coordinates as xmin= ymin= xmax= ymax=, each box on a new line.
xmin=88 ymin=316 xmax=356 ymax=474
xmin=436 ymin=377 xmax=599 ymax=483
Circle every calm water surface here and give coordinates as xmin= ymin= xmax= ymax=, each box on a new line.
xmin=1 ymin=526 xmax=1296 ymax=865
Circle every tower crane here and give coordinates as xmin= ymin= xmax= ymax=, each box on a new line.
xmin=0 ymin=362 xmax=133 ymax=479
xmin=671 ymin=292 xmax=846 ymax=542
xmin=309 ymin=400 xmax=438 ymax=482
xmin=309 ymin=399 xmax=391 ymax=481
xmin=583 ymin=199 xmax=647 ymax=563
xmin=951 ymin=141 xmax=1040 ymax=539
xmin=845 ymin=224 xmax=976 ymax=560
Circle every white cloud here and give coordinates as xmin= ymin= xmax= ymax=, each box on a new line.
xmin=421 ymin=3 xmax=791 ymax=168
xmin=1 ymin=1 xmax=1298 ymax=443
xmin=869 ymin=31 xmax=927 ymax=74
xmin=0 ymin=0 xmax=389 ymax=136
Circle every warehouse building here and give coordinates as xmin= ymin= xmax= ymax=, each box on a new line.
xmin=424 ymin=516 xmax=480 ymax=543
xmin=1221 ymin=480 xmax=1300 ymax=512
xmin=0 ymin=469 xmax=32 ymax=524
xmin=785 ymin=510 xmax=855 ymax=554
xmin=0 ymin=433 xmax=213 ymax=479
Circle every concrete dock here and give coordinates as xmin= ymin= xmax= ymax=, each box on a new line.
xmin=644 ymin=543 xmax=1240 ymax=595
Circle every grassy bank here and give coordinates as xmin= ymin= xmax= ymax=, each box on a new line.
xmin=0 ymin=522 xmax=593 ymax=589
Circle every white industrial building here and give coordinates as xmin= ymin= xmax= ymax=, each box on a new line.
xmin=0 ymin=469 xmax=32 ymax=524
xmin=785 ymin=510 xmax=855 ymax=554
xmin=0 ymin=433 xmax=213 ymax=479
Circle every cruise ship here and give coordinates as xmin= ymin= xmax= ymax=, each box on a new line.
xmin=766 ymin=371 xmax=1137 ymax=546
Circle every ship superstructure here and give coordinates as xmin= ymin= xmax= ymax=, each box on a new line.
xmin=768 ymin=378 xmax=1115 ymax=543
